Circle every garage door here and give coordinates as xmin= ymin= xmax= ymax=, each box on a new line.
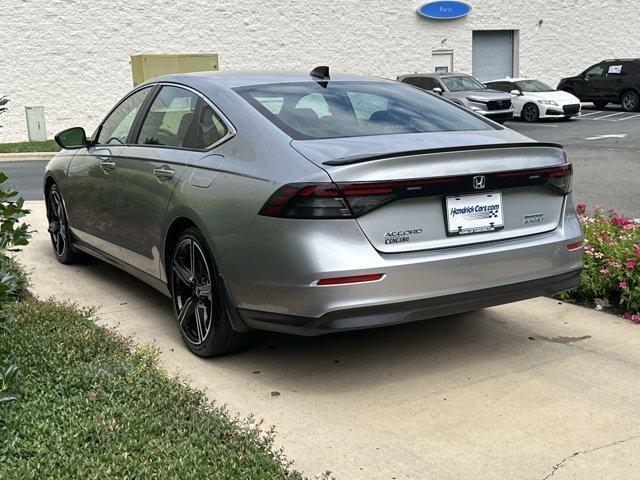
xmin=472 ymin=30 xmax=515 ymax=82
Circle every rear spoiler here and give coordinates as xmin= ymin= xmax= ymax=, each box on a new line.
xmin=323 ymin=142 xmax=564 ymax=166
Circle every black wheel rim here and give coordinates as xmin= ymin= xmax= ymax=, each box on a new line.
xmin=47 ymin=189 xmax=67 ymax=258
xmin=172 ymin=238 xmax=213 ymax=346
xmin=623 ymin=93 xmax=638 ymax=111
xmin=523 ymin=105 xmax=537 ymax=122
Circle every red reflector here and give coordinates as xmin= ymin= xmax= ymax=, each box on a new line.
xmin=566 ymin=241 xmax=583 ymax=250
xmin=316 ymin=273 xmax=384 ymax=286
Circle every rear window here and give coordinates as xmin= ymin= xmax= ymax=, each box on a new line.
xmin=235 ymin=81 xmax=495 ymax=140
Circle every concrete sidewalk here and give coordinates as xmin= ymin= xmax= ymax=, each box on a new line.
xmin=20 ymin=201 xmax=640 ymax=479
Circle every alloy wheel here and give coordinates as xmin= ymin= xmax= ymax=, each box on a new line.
xmin=47 ymin=188 xmax=67 ymax=258
xmin=522 ymin=104 xmax=538 ymax=122
xmin=171 ymin=237 xmax=214 ymax=346
xmin=622 ymin=92 xmax=639 ymax=112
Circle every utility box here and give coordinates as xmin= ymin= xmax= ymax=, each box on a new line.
xmin=25 ymin=106 xmax=47 ymax=141
xmin=130 ymin=53 xmax=219 ymax=86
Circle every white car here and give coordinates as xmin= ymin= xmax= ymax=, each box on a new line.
xmin=484 ymin=78 xmax=582 ymax=122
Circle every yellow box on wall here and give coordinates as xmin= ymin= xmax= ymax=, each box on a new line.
xmin=130 ymin=53 xmax=219 ymax=86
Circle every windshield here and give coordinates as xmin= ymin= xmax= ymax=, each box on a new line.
xmin=514 ymin=80 xmax=554 ymax=92
xmin=441 ymin=75 xmax=485 ymax=92
xmin=235 ymin=81 xmax=494 ymax=140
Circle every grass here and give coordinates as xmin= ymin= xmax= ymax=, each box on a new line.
xmin=0 ymin=140 xmax=60 ymax=154
xmin=0 ymin=296 xmax=306 ymax=479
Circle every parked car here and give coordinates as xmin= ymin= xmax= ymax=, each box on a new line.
xmin=557 ymin=58 xmax=640 ymax=111
xmin=397 ymin=73 xmax=514 ymax=123
xmin=46 ymin=68 xmax=582 ymax=357
xmin=484 ymin=78 xmax=581 ymax=122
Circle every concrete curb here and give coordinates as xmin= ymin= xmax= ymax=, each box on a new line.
xmin=0 ymin=152 xmax=57 ymax=161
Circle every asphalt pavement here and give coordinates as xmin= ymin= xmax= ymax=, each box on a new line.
xmin=1 ymin=106 xmax=638 ymax=216
xmin=505 ymin=105 xmax=640 ymax=217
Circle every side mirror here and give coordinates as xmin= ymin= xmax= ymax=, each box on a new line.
xmin=433 ymin=87 xmax=443 ymax=95
xmin=55 ymin=127 xmax=88 ymax=150
xmin=510 ymin=89 xmax=523 ymax=96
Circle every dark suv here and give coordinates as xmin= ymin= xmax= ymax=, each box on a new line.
xmin=557 ymin=59 xmax=640 ymax=111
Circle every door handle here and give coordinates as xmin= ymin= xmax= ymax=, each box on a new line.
xmin=153 ymin=165 xmax=175 ymax=181
xmin=100 ymin=160 xmax=116 ymax=174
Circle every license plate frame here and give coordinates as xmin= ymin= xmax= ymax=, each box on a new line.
xmin=444 ymin=191 xmax=504 ymax=236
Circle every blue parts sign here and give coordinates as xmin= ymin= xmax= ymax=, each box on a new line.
xmin=416 ymin=1 xmax=472 ymax=20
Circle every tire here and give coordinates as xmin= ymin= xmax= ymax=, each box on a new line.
xmin=621 ymin=91 xmax=640 ymax=112
xmin=593 ymin=100 xmax=608 ymax=109
xmin=46 ymin=184 xmax=81 ymax=264
xmin=521 ymin=103 xmax=540 ymax=122
xmin=170 ymin=227 xmax=251 ymax=357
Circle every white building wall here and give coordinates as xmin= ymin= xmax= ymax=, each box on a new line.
xmin=0 ymin=0 xmax=637 ymax=142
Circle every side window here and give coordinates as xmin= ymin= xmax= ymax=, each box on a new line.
xmin=347 ymin=92 xmax=390 ymax=120
xmin=584 ymin=64 xmax=606 ymax=78
xmin=400 ymin=77 xmax=420 ymax=87
xmin=136 ymin=86 xmax=199 ymax=147
xmin=402 ymin=77 xmax=438 ymax=91
xmin=419 ymin=78 xmax=439 ymax=90
xmin=622 ymin=62 xmax=640 ymax=75
xmin=296 ymin=93 xmax=331 ymax=118
xmin=97 ymin=87 xmax=151 ymax=145
xmin=193 ymin=104 xmax=229 ymax=149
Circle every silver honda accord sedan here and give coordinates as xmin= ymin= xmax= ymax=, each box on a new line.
xmin=45 ymin=67 xmax=583 ymax=356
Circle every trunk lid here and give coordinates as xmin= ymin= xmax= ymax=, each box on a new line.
xmin=291 ymin=131 xmax=569 ymax=253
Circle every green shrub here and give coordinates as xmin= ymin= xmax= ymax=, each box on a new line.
xmin=0 ymin=170 xmax=30 ymax=405
xmin=562 ymin=203 xmax=640 ymax=322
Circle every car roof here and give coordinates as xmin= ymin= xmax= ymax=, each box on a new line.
xmin=140 ymin=70 xmax=385 ymax=89
xmin=484 ymin=78 xmax=528 ymax=83
xmin=603 ymin=58 xmax=640 ymax=62
xmin=397 ymin=72 xmax=472 ymax=79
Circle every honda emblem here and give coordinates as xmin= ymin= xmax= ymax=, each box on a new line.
xmin=473 ymin=175 xmax=486 ymax=190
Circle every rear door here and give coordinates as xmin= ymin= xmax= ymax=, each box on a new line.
xmin=113 ymin=85 xmax=230 ymax=278
xmin=66 ymin=86 xmax=153 ymax=258
xmin=113 ymin=85 xmax=197 ymax=277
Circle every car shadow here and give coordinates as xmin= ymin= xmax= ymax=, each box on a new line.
xmin=67 ymin=249 xmax=552 ymax=395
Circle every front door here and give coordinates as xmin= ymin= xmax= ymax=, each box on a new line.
xmin=113 ymin=85 xmax=200 ymax=278
xmin=66 ymin=86 xmax=153 ymax=258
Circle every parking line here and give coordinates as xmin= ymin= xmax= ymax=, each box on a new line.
xmin=595 ymin=112 xmax=629 ymax=120
xmin=579 ymin=111 xmax=603 ymax=117
xmin=615 ymin=113 xmax=640 ymax=121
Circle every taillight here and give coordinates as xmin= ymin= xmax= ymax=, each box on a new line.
xmin=259 ymin=164 xmax=573 ymax=219
xmin=547 ymin=165 xmax=572 ymax=194
xmin=497 ymin=164 xmax=572 ymax=194
xmin=259 ymin=182 xmax=396 ymax=219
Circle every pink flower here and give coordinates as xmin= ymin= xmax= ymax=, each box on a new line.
xmin=635 ymin=244 xmax=640 ymax=256
xmin=618 ymin=280 xmax=628 ymax=289
xmin=576 ymin=203 xmax=586 ymax=215
xmin=626 ymin=260 xmax=636 ymax=269
xmin=608 ymin=259 xmax=622 ymax=268
xmin=612 ymin=216 xmax=632 ymax=226
xmin=623 ymin=313 xmax=640 ymax=324
xmin=599 ymin=268 xmax=610 ymax=275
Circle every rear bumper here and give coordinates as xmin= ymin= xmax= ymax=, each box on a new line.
xmin=216 ymin=195 xmax=583 ymax=329
xmin=236 ymin=269 xmax=581 ymax=335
